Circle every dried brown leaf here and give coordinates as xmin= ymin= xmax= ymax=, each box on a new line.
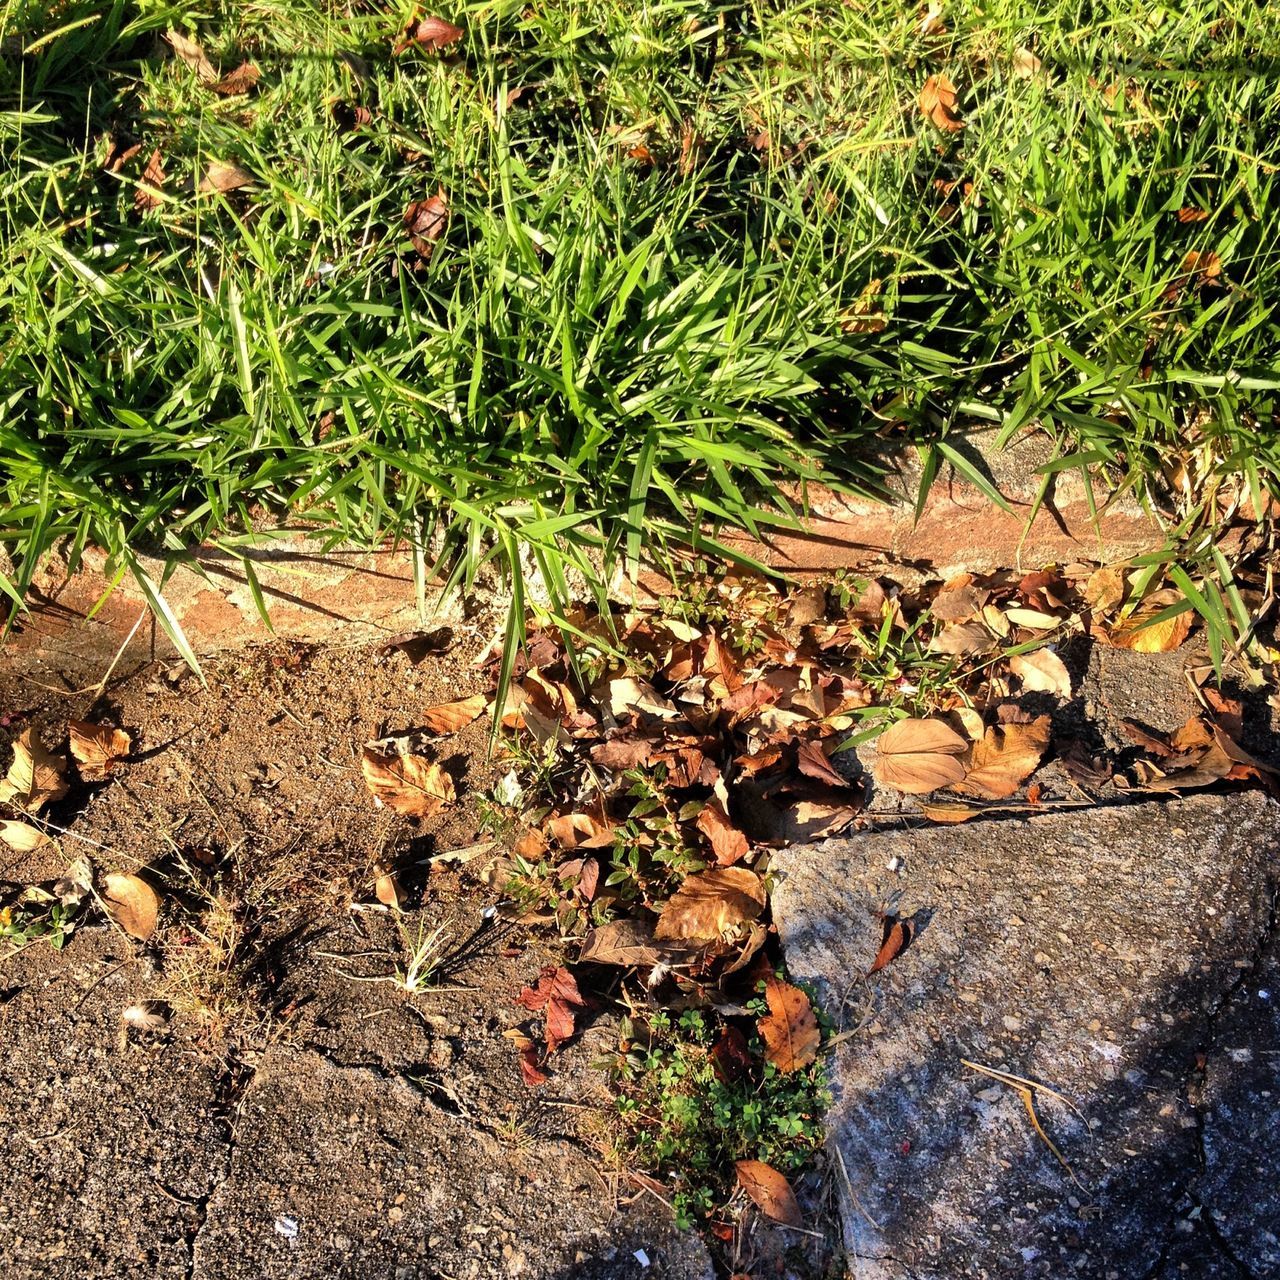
xmin=166 ymin=29 xmax=217 ymax=84
xmin=69 ymin=720 xmax=132 ymax=781
xmin=1009 ymin=649 xmax=1072 ymax=698
xmin=735 ymin=1160 xmax=803 ymax=1227
xmin=0 ymin=819 xmax=49 ymax=851
xmin=134 ymin=149 xmax=167 ymax=211
xmin=654 ymin=868 xmax=766 ymax=941
xmin=404 ymin=193 xmax=449 ymax=257
xmin=545 ymin=812 xmax=613 ymax=850
xmin=0 ymin=730 xmax=69 ymax=813
xmin=103 ymin=872 xmax=160 ymax=941
xmin=394 ymin=15 xmax=464 ymax=55
xmin=869 ymin=916 xmax=914 ymax=975
xmin=919 ymin=74 xmax=964 ymax=131
xmin=953 ymin=715 xmax=1051 ymax=799
xmin=710 ymin=1026 xmax=753 ymax=1084
xmin=211 ymin=61 xmax=260 ymax=95
xmin=360 ymin=747 xmax=455 ymax=816
xmin=421 ymin=693 xmax=486 ymax=735
xmin=516 ymin=965 xmax=584 ymax=1053
xmin=696 ymin=800 xmax=749 ymax=866
xmin=198 ymin=161 xmax=254 ymax=194
xmin=758 ymin=974 xmax=820 ymax=1073
xmin=794 ymin=739 xmax=851 ymax=789
xmin=579 ymin=919 xmax=697 ymax=968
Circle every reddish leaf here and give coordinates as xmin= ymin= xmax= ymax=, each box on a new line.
xmin=516 ymin=965 xmax=585 ymax=1053
xmin=710 ymin=1026 xmax=753 ymax=1084
xmin=404 ymin=193 xmax=449 ymax=257
xmin=868 ymin=915 xmax=914 ymax=975
xmin=211 ymin=61 xmax=260 ymax=95
xmin=519 ymin=1045 xmax=549 ymax=1086
xmin=394 ymin=15 xmax=464 ymax=55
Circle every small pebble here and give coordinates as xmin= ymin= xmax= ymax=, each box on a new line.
xmin=886 ymin=855 xmax=902 ymax=872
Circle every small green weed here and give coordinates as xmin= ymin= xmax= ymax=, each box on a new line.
xmin=614 ymin=999 xmax=831 ymax=1230
xmin=0 ymin=894 xmax=80 ymax=954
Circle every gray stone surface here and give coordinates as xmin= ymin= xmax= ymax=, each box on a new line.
xmin=772 ymin=793 xmax=1279 ymax=1280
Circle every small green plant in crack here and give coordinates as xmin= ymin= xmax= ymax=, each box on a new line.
xmin=613 ymin=1003 xmax=831 ymax=1230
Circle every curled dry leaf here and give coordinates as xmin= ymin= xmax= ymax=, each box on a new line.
xmin=360 ymin=747 xmax=455 ymax=816
xmin=1106 ymin=594 xmax=1193 ymax=653
xmin=872 ymin=717 xmax=968 ymax=795
xmin=211 ymin=61 xmax=260 ymax=95
xmin=103 ymin=872 xmax=161 ymax=941
xmin=654 ymin=867 xmax=766 ymax=941
xmin=333 ymin=102 xmax=374 ymax=132
xmin=869 ymin=914 xmax=914 ymax=975
xmin=166 ymin=30 xmax=217 ymax=84
xmin=0 ymin=729 xmax=69 ymax=813
xmin=199 ymin=161 xmax=255 ymax=194
xmin=696 ymin=800 xmax=749 ymax=866
xmin=135 ymin=149 xmax=167 ymax=211
xmin=919 ymin=74 xmax=964 ymax=132
xmin=1009 ymin=649 xmax=1072 ymax=698
xmin=758 ymin=974 xmax=820 ymax=1074
xmin=69 ymin=720 xmax=132 ymax=781
xmin=421 ymin=693 xmax=486 ymax=735
xmin=953 ymin=715 xmax=1051 ymax=799
xmin=545 ymin=811 xmax=613 ymax=849
xmin=607 ymin=676 xmax=679 ymax=721
xmin=374 ymin=863 xmax=406 ymax=909
xmin=516 ymin=965 xmax=585 ymax=1052
xmin=404 ymin=194 xmax=449 ymax=257
xmin=794 ymin=739 xmax=851 ymax=790
xmin=1 ymin=818 xmax=48 ymax=850
xmin=735 ymin=1160 xmax=803 ymax=1227
xmin=394 ymin=15 xmax=464 ymax=56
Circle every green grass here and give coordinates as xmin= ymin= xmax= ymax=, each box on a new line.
xmin=2 ymin=0 xmax=1278 ymax=654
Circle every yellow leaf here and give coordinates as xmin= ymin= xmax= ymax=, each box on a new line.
xmin=0 ymin=729 xmax=68 ymax=813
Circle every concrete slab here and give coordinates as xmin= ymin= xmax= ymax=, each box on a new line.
xmin=772 ymin=793 xmax=1279 ymax=1280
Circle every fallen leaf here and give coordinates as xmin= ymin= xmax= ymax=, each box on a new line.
xmin=103 ymin=134 xmax=142 ymax=173
xmin=607 ymin=676 xmax=679 ymax=721
xmin=918 ymin=800 xmax=985 ymax=824
xmin=69 ymin=720 xmax=132 ymax=781
xmin=421 ymin=693 xmax=486 ymax=735
xmin=654 ymin=868 xmax=766 ymax=941
xmin=377 ymin=628 xmax=453 ymax=662
xmin=0 ymin=819 xmax=48 ymax=851
xmin=134 ymin=149 xmax=167 ymax=211
xmin=696 ymin=800 xmax=749 ymax=866
xmin=1004 ymin=606 xmax=1064 ymax=631
xmin=590 ymin=731 xmax=661 ymax=770
xmin=710 ymin=1026 xmax=753 ymax=1084
xmin=1012 ymin=47 xmax=1042 ymax=77
xmin=1083 ymin=565 xmax=1126 ymax=615
xmin=579 ymin=919 xmax=697 ymax=968
xmin=166 ymin=29 xmax=217 ymax=84
xmin=785 ymin=796 xmax=860 ymax=838
xmin=794 ymin=739 xmax=851 ymax=789
xmin=1176 ymin=207 xmax=1210 ymax=223
xmin=545 ymin=811 xmax=613 ymax=849
xmin=360 ymin=747 xmax=455 ymax=816
xmin=735 ymin=1160 xmax=803 ymax=1227
xmin=929 ymin=621 xmax=995 ymax=656
xmin=404 ymin=193 xmax=449 ymax=257
xmin=374 ymin=864 xmax=406 ymax=908
xmin=873 ymin=718 xmax=968 ymax=794
xmin=758 ymin=974 xmax=820 ymax=1073
xmin=394 ymin=15 xmax=464 ymax=55
xmin=0 ymin=729 xmax=68 ymax=813
xmin=103 ymin=872 xmax=160 ymax=941
xmin=519 ymin=1044 xmax=549 ymax=1086
xmin=211 ymin=61 xmax=260 ymax=95
xmin=55 ymin=857 xmax=94 ymax=908
xmin=516 ymin=965 xmax=585 ymax=1052
xmin=1009 ymin=650 xmax=1072 ymax=698
xmin=199 ymin=161 xmax=255 ymax=194
xmin=919 ymin=74 xmax=964 ymax=132
xmin=953 ymin=715 xmax=1051 ymax=799
xmin=333 ymin=102 xmax=375 ymax=132
xmin=869 ymin=915 xmax=914 ymax=975
xmin=1107 ymin=603 xmax=1193 ymax=653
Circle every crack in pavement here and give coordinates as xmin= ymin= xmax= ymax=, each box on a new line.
xmin=185 ymin=1053 xmax=261 ymax=1280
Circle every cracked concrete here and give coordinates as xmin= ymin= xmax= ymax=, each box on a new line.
xmin=773 ymin=792 xmax=1280 ymax=1280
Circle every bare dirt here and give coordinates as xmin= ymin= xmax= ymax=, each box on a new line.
xmin=0 ymin=632 xmax=713 ymax=1279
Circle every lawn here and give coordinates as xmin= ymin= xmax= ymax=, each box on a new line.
xmin=2 ymin=0 xmax=1278 ymax=636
